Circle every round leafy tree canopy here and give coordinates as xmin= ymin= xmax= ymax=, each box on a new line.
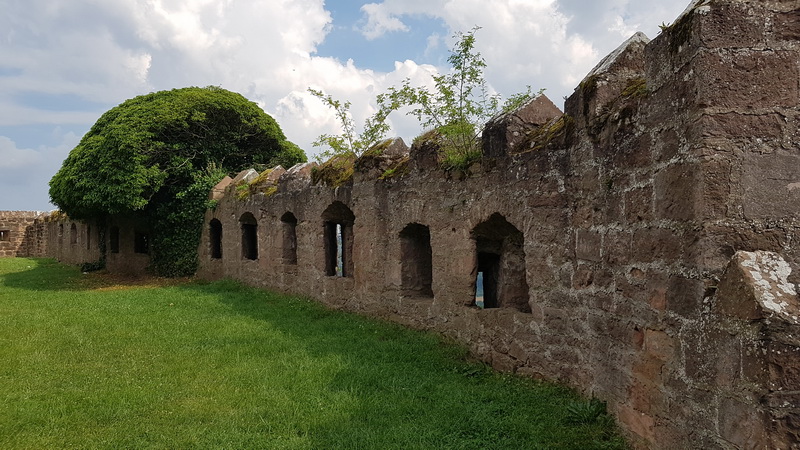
xmin=50 ymin=86 xmax=305 ymax=219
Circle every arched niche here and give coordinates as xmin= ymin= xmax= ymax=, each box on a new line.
xmin=240 ymin=212 xmax=258 ymax=260
xmin=280 ymin=212 xmax=298 ymax=265
xmin=321 ymin=202 xmax=355 ymax=277
xmin=471 ymin=213 xmax=530 ymax=312
xmin=399 ymin=223 xmax=433 ymax=298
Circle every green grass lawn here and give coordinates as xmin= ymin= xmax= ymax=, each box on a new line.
xmin=0 ymin=258 xmax=626 ymax=449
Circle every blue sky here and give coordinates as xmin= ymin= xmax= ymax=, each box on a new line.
xmin=0 ymin=0 xmax=691 ymax=211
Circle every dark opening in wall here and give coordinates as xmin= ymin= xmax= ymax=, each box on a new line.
xmin=400 ymin=223 xmax=433 ymax=298
xmin=0 ymin=230 xmax=9 ymax=241
xmin=110 ymin=226 xmax=120 ymax=253
xmin=321 ymin=202 xmax=355 ymax=277
xmin=134 ymin=231 xmax=149 ymax=254
xmin=58 ymin=224 xmax=64 ymax=243
xmin=86 ymin=225 xmax=91 ymax=250
xmin=471 ymin=213 xmax=530 ymax=312
xmin=281 ymin=212 xmax=298 ymax=265
xmin=209 ymin=219 xmax=222 ymax=259
xmin=240 ymin=212 xmax=258 ymax=260
xmin=476 ymin=251 xmax=500 ymax=308
xmin=70 ymin=223 xmax=78 ymax=246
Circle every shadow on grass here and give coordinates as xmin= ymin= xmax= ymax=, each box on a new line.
xmin=1 ymin=258 xmax=84 ymax=291
xmin=2 ymin=257 xmax=192 ymax=292
xmin=175 ymin=281 xmax=627 ymax=449
xmin=0 ymin=259 xmax=625 ymax=448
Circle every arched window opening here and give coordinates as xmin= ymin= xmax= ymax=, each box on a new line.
xmin=240 ymin=212 xmax=258 ymax=260
xmin=86 ymin=225 xmax=91 ymax=250
xmin=400 ymin=223 xmax=433 ymax=298
xmin=209 ymin=219 xmax=223 ymax=259
xmin=321 ymin=202 xmax=355 ymax=277
xmin=281 ymin=212 xmax=298 ymax=265
xmin=471 ymin=213 xmax=530 ymax=312
xmin=58 ymin=224 xmax=64 ymax=243
xmin=70 ymin=223 xmax=78 ymax=246
xmin=109 ymin=226 xmax=120 ymax=254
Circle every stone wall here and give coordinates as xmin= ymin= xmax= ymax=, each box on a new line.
xmin=3 ymin=0 xmax=798 ymax=447
xmin=195 ymin=1 xmax=800 ymax=448
xmin=33 ymin=216 xmax=146 ymax=274
xmin=0 ymin=211 xmax=45 ymax=257
xmin=5 ymin=213 xmax=142 ymax=274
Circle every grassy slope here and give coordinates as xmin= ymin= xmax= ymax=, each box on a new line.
xmin=0 ymin=258 xmax=626 ymax=449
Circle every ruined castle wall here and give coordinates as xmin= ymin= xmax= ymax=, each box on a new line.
xmin=4 ymin=0 xmax=796 ymax=448
xmin=196 ymin=1 xmax=800 ymax=448
xmin=35 ymin=215 xmax=147 ymax=274
xmin=0 ymin=211 xmax=45 ymax=257
xmin=33 ymin=217 xmax=100 ymax=265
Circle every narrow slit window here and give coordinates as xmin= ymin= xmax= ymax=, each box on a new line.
xmin=335 ymin=224 xmax=344 ymax=276
xmin=322 ymin=202 xmax=355 ymax=278
xmin=209 ymin=219 xmax=222 ymax=259
xmin=475 ymin=271 xmax=485 ymax=308
xmin=0 ymin=230 xmax=10 ymax=241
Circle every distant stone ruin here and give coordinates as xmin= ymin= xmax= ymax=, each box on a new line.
xmin=0 ymin=211 xmax=46 ymax=257
xmin=3 ymin=0 xmax=799 ymax=448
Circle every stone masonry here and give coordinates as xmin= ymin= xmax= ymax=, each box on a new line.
xmin=9 ymin=0 xmax=800 ymax=448
xmin=194 ymin=1 xmax=800 ymax=448
xmin=0 ymin=211 xmax=46 ymax=257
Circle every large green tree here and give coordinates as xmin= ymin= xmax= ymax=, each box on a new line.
xmin=50 ymin=86 xmax=306 ymax=276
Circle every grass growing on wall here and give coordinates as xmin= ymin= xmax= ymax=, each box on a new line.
xmin=0 ymin=258 xmax=627 ymax=449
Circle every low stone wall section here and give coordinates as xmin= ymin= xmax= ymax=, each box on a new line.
xmin=0 ymin=211 xmax=46 ymax=257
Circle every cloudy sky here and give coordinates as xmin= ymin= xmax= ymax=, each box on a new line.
xmin=1 ymin=0 xmax=691 ymax=211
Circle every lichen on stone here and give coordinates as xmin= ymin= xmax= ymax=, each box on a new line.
xmin=311 ymin=154 xmax=356 ymax=187
xmin=379 ymin=155 xmax=411 ymax=180
xmin=522 ymin=115 xmax=574 ymax=152
xmin=621 ymin=77 xmax=648 ymax=98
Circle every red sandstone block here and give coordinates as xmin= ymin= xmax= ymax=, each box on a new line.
xmin=630 ymin=227 xmax=682 ymax=264
xmin=575 ymin=229 xmax=602 ymax=262
xmin=612 ymin=135 xmax=652 ymax=169
xmin=698 ymin=112 xmax=785 ymax=140
xmin=741 ymin=152 xmax=800 ymax=220
xmin=718 ymin=397 xmax=768 ymax=449
xmin=768 ymin=341 xmax=800 ymax=391
xmin=616 ymin=403 xmax=655 ymax=444
xmin=772 ymin=9 xmax=800 ymax=42
xmin=695 ymin=50 xmax=799 ymax=109
xmin=698 ymin=2 xmax=767 ymax=49
xmin=699 ymin=157 xmax=732 ymax=220
xmin=624 ymin=185 xmax=654 ymax=224
xmin=666 ymin=275 xmax=704 ymax=318
xmin=654 ymin=162 xmax=700 ymax=222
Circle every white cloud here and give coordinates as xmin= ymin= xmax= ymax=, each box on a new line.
xmin=0 ymin=136 xmax=42 ymax=170
xmin=0 ymin=0 xmax=692 ymax=209
xmin=359 ymin=3 xmax=410 ymax=40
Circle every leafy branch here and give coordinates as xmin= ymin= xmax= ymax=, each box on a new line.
xmin=310 ymin=27 xmax=541 ymax=171
xmin=309 ymin=88 xmax=400 ymax=159
xmin=382 ymin=26 xmax=539 ymax=170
